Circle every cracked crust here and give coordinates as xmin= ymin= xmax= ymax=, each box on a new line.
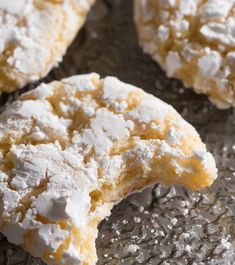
xmin=0 ymin=74 xmax=217 ymax=265
xmin=0 ymin=0 xmax=94 ymax=93
xmin=134 ymin=0 xmax=235 ymax=108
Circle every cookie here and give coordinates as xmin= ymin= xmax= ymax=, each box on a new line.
xmin=0 ymin=74 xmax=217 ymax=265
xmin=0 ymin=0 xmax=94 ymax=93
xmin=134 ymin=0 xmax=235 ymax=108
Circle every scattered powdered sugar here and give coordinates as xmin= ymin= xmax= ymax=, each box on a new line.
xmin=97 ymin=183 xmax=235 ymax=264
xmin=126 ymin=244 xmax=140 ymax=254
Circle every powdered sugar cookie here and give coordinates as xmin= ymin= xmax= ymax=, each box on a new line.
xmin=0 ymin=0 xmax=94 ymax=93
xmin=134 ymin=0 xmax=235 ymax=108
xmin=0 ymin=74 xmax=217 ymax=265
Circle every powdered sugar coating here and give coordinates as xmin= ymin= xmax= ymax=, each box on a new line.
xmin=0 ymin=0 xmax=94 ymax=93
xmin=134 ymin=0 xmax=235 ymax=108
xmin=0 ymin=74 xmax=217 ymax=265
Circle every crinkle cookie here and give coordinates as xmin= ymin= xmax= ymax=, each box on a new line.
xmin=0 ymin=0 xmax=94 ymax=93
xmin=0 ymin=74 xmax=217 ymax=265
xmin=134 ymin=0 xmax=235 ymax=108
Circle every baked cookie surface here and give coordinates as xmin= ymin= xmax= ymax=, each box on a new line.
xmin=0 ymin=0 xmax=94 ymax=93
xmin=0 ymin=74 xmax=217 ymax=265
xmin=134 ymin=0 xmax=235 ymax=108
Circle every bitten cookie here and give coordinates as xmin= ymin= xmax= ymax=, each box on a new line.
xmin=0 ymin=0 xmax=94 ymax=93
xmin=134 ymin=0 xmax=235 ymax=108
xmin=0 ymin=74 xmax=217 ymax=265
